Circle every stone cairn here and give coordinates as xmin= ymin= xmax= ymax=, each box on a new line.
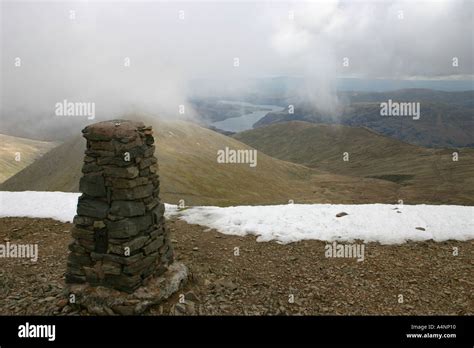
xmin=65 ymin=120 xmax=185 ymax=313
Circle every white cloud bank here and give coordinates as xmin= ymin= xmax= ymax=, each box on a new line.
xmin=1 ymin=0 xmax=472 ymax=136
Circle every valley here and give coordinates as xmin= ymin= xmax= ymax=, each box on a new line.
xmin=0 ymin=117 xmax=401 ymax=206
xmin=0 ymin=134 xmax=58 ymax=184
xmin=234 ymin=121 xmax=474 ymax=205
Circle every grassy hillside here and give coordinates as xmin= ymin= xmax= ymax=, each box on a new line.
xmin=234 ymin=121 xmax=474 ymax=205
xmin=0 ymin=117 xmax=401 ymax=206
xmin=0 ymin=134 xmax=57 ymax=183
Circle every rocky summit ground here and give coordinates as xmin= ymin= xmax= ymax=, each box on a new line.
xmin=0 ymin=216 xmax=472 ymax=316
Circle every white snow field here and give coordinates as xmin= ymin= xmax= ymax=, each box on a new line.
xmin=165 ymin=204 xmax=474 ymax=244
xmin=0 ymin=191 xmax=473 ymax=245
xmin=0 ymin=191 xmax=81 ymax=222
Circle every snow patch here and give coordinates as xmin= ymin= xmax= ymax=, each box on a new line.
xmin=0 ymin=191 xmax=81 ymax=223
xmin=165 ymin=203 xmax=474 ymax=244
xmin=0 ymin=191 xmax=472 ymax=244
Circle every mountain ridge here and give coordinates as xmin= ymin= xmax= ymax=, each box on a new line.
xmin=0 ymin=117 xmax=402 ymax=206
xmin=234 ymin=121 xmax=474 ymax=205
xmin=0 ymin=134 xmax=58 ymax=184
xmin=253 ymin=89 xmax=474 ymax=148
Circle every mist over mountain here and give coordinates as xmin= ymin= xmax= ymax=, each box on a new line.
xmin=1 ymin=1 xmax=472 ymax=141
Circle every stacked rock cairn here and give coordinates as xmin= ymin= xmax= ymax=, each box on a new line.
xmin=65 ymin=120 xmax=173 ymax=293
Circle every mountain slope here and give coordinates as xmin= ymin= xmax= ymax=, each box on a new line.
xmin=234 ymin=121 xmax=474 ymax=205
xmin=254 ymin=89 xmax=474 ymax=148
xmin=0 ymin=117 xmax=401 ymax=206
xmin=342 ymin=89 xmax=474 ymax=108
xmin=0 ymin=134 xmax=58 ymax=183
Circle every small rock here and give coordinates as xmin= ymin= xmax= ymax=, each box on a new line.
xmin=336 ymin=212 xmax=348 ymax=218
xmin=185 ymin=291 xmax=200 ymax=302
xmin=415 ymin=227 xmax=426 ymax=231
xmin=112 ymin=305 xmax=135 ymax=316
xmin=57 ymin=299 xmax=68 ymax=308
xmin=193 ymin=247 xmax=199 ymax=251
xmin=61 ymin=305 xmax=72 ymax=314
xmin=185 ymin=301 xmax=196 ymax=315
xmin=217 ymin=279 xmax=238 ymax=291
xmin=173 ymin=303 xmax=187 ymax=315
xmin=104 ymin=306 xmax=115 ymax=316
xmin=88 ymin=306 xmax=107 ymax=315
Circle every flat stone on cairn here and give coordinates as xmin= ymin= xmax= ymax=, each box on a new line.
xmin=65 ymin=119 xmax=187 ymax=315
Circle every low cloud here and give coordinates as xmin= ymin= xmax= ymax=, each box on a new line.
xmin=271 ymin=0 xmax=473 ymax=112
xmin=1 ymin=0 xmax=472 ymax=138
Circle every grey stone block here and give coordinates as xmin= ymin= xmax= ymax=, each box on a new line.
xmin=111 ymin=184 xmax=154 ymax=201
xmin=79 ymin=174 xmax=106 ymax=197
xmin=110 ymin=200 xmax=146 ymax=217
xmin=106 ymin=214 xmax=152 ymax=238
xmin=104 ymin=166 xmax=139 ymax=179
xmin=77 ymin=197 xmax=109 ymax=218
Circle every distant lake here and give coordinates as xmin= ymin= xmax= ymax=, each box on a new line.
xmin=211 ymin=101 xmax=283 ymax=133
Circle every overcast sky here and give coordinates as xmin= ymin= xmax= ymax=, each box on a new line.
xmin=1 ymin=0 xmax=473 ymax=138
